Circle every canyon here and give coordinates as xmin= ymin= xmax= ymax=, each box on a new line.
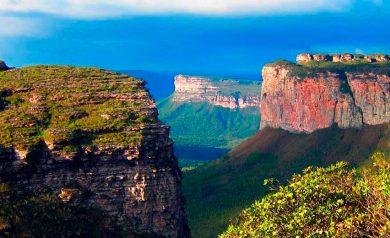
xmin=173 ymin=75 xmax=261 ymax=109
xmin=0 ymin=64 xmax=189 ymax=237
xmin=261 ymin=55 xmax=390 ymax=133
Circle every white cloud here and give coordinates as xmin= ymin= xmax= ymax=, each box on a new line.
xmin=0 ymin=0 xmax=354 ymax=18
xmin=0 ymin=16 xmax=43 ymax=37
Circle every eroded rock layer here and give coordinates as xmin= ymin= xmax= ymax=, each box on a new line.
xmin=261 ymin=59 xmax=390 ymax=133
xmin=0 ymin=65 xmax=188 ymax=237
xmin=297 ymin=53 xmax=390 ymax=64
xmin=173 ymin=75 xmax=261 ymax=109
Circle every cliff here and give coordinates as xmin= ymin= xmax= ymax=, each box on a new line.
xmin=260 ymin=56 xmax=390 ymax=133
xmin=172 ymin=75 xmax=261 ymax=109
xmin=0 ymin=65 xmax=189 ymax=237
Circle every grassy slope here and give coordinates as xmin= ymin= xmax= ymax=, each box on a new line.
xmin=0 ymin=66 xmax=153 ymax=154
xmin=183 ymin=124 xmax=390 ymax=238
xmin=157 ymin=97 xmax=260 ymax=148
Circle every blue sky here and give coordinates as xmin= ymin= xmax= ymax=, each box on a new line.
xmin=0 ymin=0 xmax=389 ymax=77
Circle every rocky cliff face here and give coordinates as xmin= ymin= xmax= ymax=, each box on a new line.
xmin=261 ymin=56 xmax=390 ymax=133
xmin=0 ymin=65 xmax=189 ymax=237
xmin=173 ymin=75 xmax=261 ymax=109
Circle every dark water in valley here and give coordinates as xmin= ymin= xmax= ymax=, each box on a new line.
xmin=174 ymin=145 xmax=229 ymax=168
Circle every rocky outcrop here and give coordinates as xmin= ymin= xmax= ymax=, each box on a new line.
xmin=297 ymin=53 xmax=390 ymax=64
xmin=0 ymin=60 xmax=9 ymax=71
xmin=173 ymin=75 xmax=261 ymax=109
xmin=0 ymin=66 xmax=189 ymax=237
xmin=260 ymin=58 xmax=390 ymax=133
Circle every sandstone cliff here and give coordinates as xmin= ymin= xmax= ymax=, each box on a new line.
xmin=0 ymin=65 xmax=189 ymax=237
xmin=261 ymin=56 xmax=390 ymax=133
xmin=172 ymin=75 xmax=261 ymax=109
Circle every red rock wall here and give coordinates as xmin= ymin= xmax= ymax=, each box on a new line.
xmin=260 ymin=64 xmax=389 ymax=133
xmin=347 ymin=73 xmax=390 ymax=125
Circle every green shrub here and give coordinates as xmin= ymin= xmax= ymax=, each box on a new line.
xmin=221 ymin=152 xmax=390 ymax=237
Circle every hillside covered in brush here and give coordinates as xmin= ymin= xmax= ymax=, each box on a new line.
xmin=221 ymin=152 xmax=390 ymax=237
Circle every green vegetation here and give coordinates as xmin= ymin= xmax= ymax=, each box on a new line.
xmin=0 ymin=66 xmax=155 ymax=155
xmin=221 ymin=152 xmax=390 ymax=237
xmin=183 ymin=124 xmax=389 ymax=238
xmin=0 ymin=185 xmax=113 ymax=237
xmin=158 ymin=97 xmax=260 ymax=149
xmin=269 ymin=60 xmax=390 ymax=79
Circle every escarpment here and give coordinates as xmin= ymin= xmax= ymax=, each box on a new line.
xmin=173 ymin=75 xmax=261 ymax=109
xmin=0 ymin=65 xmax=189 ymax=237
xmin=261 ymin=56 xmax=390 ymax=133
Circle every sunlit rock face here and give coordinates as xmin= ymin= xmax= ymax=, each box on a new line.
xmin=0 ymin=66 xmax=189 ymax=237
xmin=173 ymin=75 xmax=261 ymax=109
xmin=347 ymin=73 xmax=390 ymax=125
xmin=260 ymin=58 xmax=390 ymax=133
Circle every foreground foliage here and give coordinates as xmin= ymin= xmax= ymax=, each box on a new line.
xmin=221 ymin=152 xmax=390 ymax=237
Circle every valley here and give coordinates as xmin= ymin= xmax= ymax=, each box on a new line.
xmin=0 ymin=54 xmax=389 ymax=238
xmin=184 ymin=54 xmax=390 ymax=237
xmin=127 ymin=71 xmax=262 ymax=166
xmin=2 ymin=2 xmax=390 ymax=237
